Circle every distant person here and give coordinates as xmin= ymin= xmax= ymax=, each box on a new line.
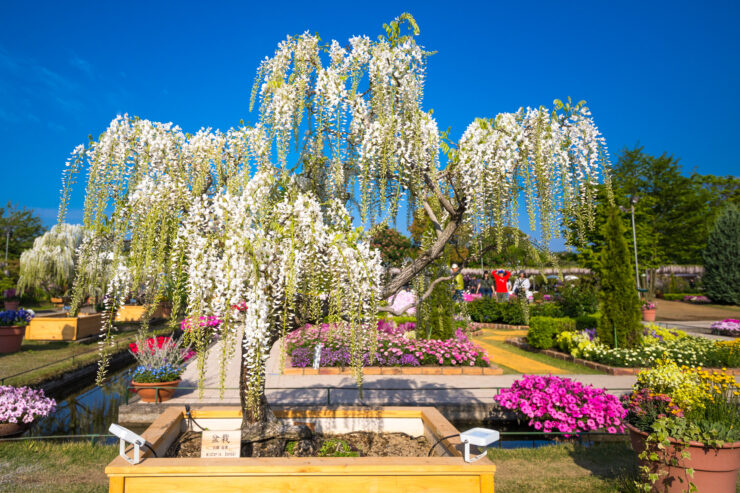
xmin=492 ymin=269 xmax=511 ymax=302
xmin=452 ymin=264 xmax=464 ymax=301
xmin=476 ymin=271 xmax=493 ymax=298
xmin=513 ymin=271 xmax=531 ymax=301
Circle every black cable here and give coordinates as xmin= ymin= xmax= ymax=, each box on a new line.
xmin=142 ymin=443 xmax=158 ymax=457
xmin=427 ymin=433 xmax=459 ymax=456
xmin=185 ymin=404 xmax=207 ymax=431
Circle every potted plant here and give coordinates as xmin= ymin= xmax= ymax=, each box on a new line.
xmin=0 ymin=385 xmax=56 ymax=437
xmin=0 ymin=308 xmax=34 ymax=353
xmin=622 ymin=358 xmax=740 ymax=492
xmin=128 ymin=335 xmax=195 ymax=403
xmin=642 ymin=301 xmax=657 ymax=322
xmin=3 ymin=288 xmax=20 ymax=311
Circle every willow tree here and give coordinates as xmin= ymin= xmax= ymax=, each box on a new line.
xmin=58 ymin=14 xmax=610 ymax=437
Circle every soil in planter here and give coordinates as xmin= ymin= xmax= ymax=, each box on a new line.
xmin=166 ymin=431 xmax=431 ymax=458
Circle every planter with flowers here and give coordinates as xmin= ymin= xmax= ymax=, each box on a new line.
xmin=0 ymin=385 xmax=56 ymax=437
xmin=622 ymin=358 xmax=740 ymax=492
xmin=0 ymin=308 xmax=34 ymax=353
xmin=3 ymin=288 xmax=20 ymax=311
xmin=129 ymin=336 xmax=195 ymax=403
xmin=641 ymin=301 xmax=657 ymax=322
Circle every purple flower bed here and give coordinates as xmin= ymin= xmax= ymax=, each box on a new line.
xmin=286 ymin=321 xmax=490 ymax=368
xmin=711 ymin=319 xmax=740 ymax=337
xmin=0 ymin=386 xmax=56 ymax=424
xmin=494 ymin=375 xmax=626 ymax=435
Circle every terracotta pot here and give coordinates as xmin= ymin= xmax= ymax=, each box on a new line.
xmin=3 ymin=300 xmax=20 ymax=311
xmin=0 ymin=422 xmax=29 ymax=437
xmin=626 ymin=423 xmax=740 ymax=492
xmin=642 ymin=308 xmax=657 ymax=322
xmin=0 ymin=325 xmax=25 ymax=353
xmin=131 ymin=379 xmax=181 ymax=403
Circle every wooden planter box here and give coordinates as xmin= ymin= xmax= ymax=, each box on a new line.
xmin=116 ymin=305 xmax=168 ymax=323
xmin=24 ymin=313 xmax=102 ymax=341
xmin=106 ymin=406 xmax=496 ymax=493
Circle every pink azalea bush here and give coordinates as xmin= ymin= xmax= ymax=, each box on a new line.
xmin=386 ymin=290 xmax=416 ymax=315
xmin=494 ymin=375 xmax=626 ymax=435
xmin=711 ymin=319 xmax=740 ymax=337
xmin=0 ymin=386 xmax=56 ymax=424
xmin=286 ymin=322 xmax=490 ymax=368
xmin=463 ymin=293 xmax=482 ymax=302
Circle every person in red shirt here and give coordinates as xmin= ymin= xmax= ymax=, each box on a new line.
xmin=492 ymin=269 xmax=511 ymax=302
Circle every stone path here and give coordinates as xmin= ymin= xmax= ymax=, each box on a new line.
xmin=471 ymin=329 xmax=567 ymax=374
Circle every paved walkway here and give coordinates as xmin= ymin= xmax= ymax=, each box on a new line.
xmin=471 ymin=329 xmax=567 ymax=374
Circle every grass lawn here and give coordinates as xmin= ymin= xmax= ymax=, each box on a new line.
xmin=488 ymin=441 xmax=638 ymax=492
xmin=0 ymin=440 xmax=646 ymax=493
xmin=487 ymin=339 xmax=605 ymax=375
xmin=0 ymin=322 xmax=173 ymax=387
xmin=0 ymin=440 xmax=116 ymax=492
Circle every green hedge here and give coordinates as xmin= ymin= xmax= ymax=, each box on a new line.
xmin=527 ymin=316 xmax=576 ymax=349
xmin=468 ymin=298 xmax=525 ymax=325
xmin=530 ymin=303 xmax=564 ymax=318
xmin=575 ymin=314 xmax=599 ymax=331
xmin=660 ymin=293 xmax=693 ymax=301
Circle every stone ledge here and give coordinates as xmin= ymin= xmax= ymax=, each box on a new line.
xmin=282 ymin=364 xmax=503 ymax=376
xmin=505 ymin=337 xmax=740 ymax=376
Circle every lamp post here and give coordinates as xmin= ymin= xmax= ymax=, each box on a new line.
xmin=629 ymin=196 xmax=640 ymax=292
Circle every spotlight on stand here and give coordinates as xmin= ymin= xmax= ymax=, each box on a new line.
xmin=109 ymin=423 xmax=148 ymax=465
xmin=460 ymin=428 xmax=500 ymax=463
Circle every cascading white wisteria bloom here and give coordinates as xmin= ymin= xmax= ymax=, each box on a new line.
xmin=58 ymin=14 xmax=611 ymax=419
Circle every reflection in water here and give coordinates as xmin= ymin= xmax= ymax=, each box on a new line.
xmin=30 ymin=367 xmax=134 ymax=441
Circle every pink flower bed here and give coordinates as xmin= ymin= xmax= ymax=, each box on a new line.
xmin=285 ymin=321 xmax=490 ymax=368
xmin=494 ymin=375 xmax=626 ymax=435
xmin=463 ymin=293 xmax=482 ymax=302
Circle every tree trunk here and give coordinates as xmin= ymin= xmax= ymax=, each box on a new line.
xmin=239 ymin=328 xmax=311 ymax=452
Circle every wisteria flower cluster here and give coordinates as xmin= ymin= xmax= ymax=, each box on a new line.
xmin=0 ymin=386 xmax=56 ymax=424
xmin=0 ymin=309 xmax=34 ymax=327
xmin=287 ymin=322 xmax=489 ymax=368
xmin=494 ymin=375 xmax=626 ymax=435
xmin=711 ymin=319 xmax=740 ymax=337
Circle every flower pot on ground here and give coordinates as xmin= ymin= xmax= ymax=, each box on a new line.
xmin=642 ymin=309 xmax=657 ymax=322
xmin=622 ymin=359 xmax=740 ymax=492
xmin=626 ymin=423 xmax=740 ymax=493
xmin=0 ymin=309 xmax=34 ymax=353
xmin=642 ymin=302 xmax=657 ymax=322
xmin=0 ymin=386 xmax=56 ymax=437
xmin=50 ymin=297 xmax=64 ymax=307
xmin=130 ymin=379 xmax=181 ymax=403
xmin=128 ymin=335 xmax=195 ymax=404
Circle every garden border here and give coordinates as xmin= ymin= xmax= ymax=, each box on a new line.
xmin=281 ymin=362 xmax=503 ymax=376
xmin=506 ymin=337 xmax=740 ymax=376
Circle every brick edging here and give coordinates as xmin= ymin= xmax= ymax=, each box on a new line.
xmin=468 ymin=322 xmax=529 ymax=330
xmin=505 ymin=337 xmax=740 ymax=376
xmin=281 ymin=364 xmax=503 ymax=376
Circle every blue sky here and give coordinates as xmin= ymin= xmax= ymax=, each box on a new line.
xmin=1 ymin=0 xmax=738 ymax=238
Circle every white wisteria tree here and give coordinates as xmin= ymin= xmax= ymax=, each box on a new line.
xmin=58 ymin=15 xmax=611 ymax=437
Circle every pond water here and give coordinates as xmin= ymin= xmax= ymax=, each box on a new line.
xmin=450 ymin=419 xmax=626 ymax=449
xmin=26 ymin=365 xmax=141 ymax=442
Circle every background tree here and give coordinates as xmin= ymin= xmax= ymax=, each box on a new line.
xmin=369 ymin=225 xmax=413 ymax=268
xmin=597 ymin=206 xmax=642 ymax=348
xmin=0 ymin=202 xmax=45 ymax=259
xmin=17 ymin=223 xmax=84 ymax=299
xmin=703 ymin=205 xmax=740 ymax=305
xmin=58 ymin=15 xmax=610 ymax=434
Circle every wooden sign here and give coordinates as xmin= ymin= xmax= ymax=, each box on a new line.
xmin=200 ymin=430 xmax=241 ymax=458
